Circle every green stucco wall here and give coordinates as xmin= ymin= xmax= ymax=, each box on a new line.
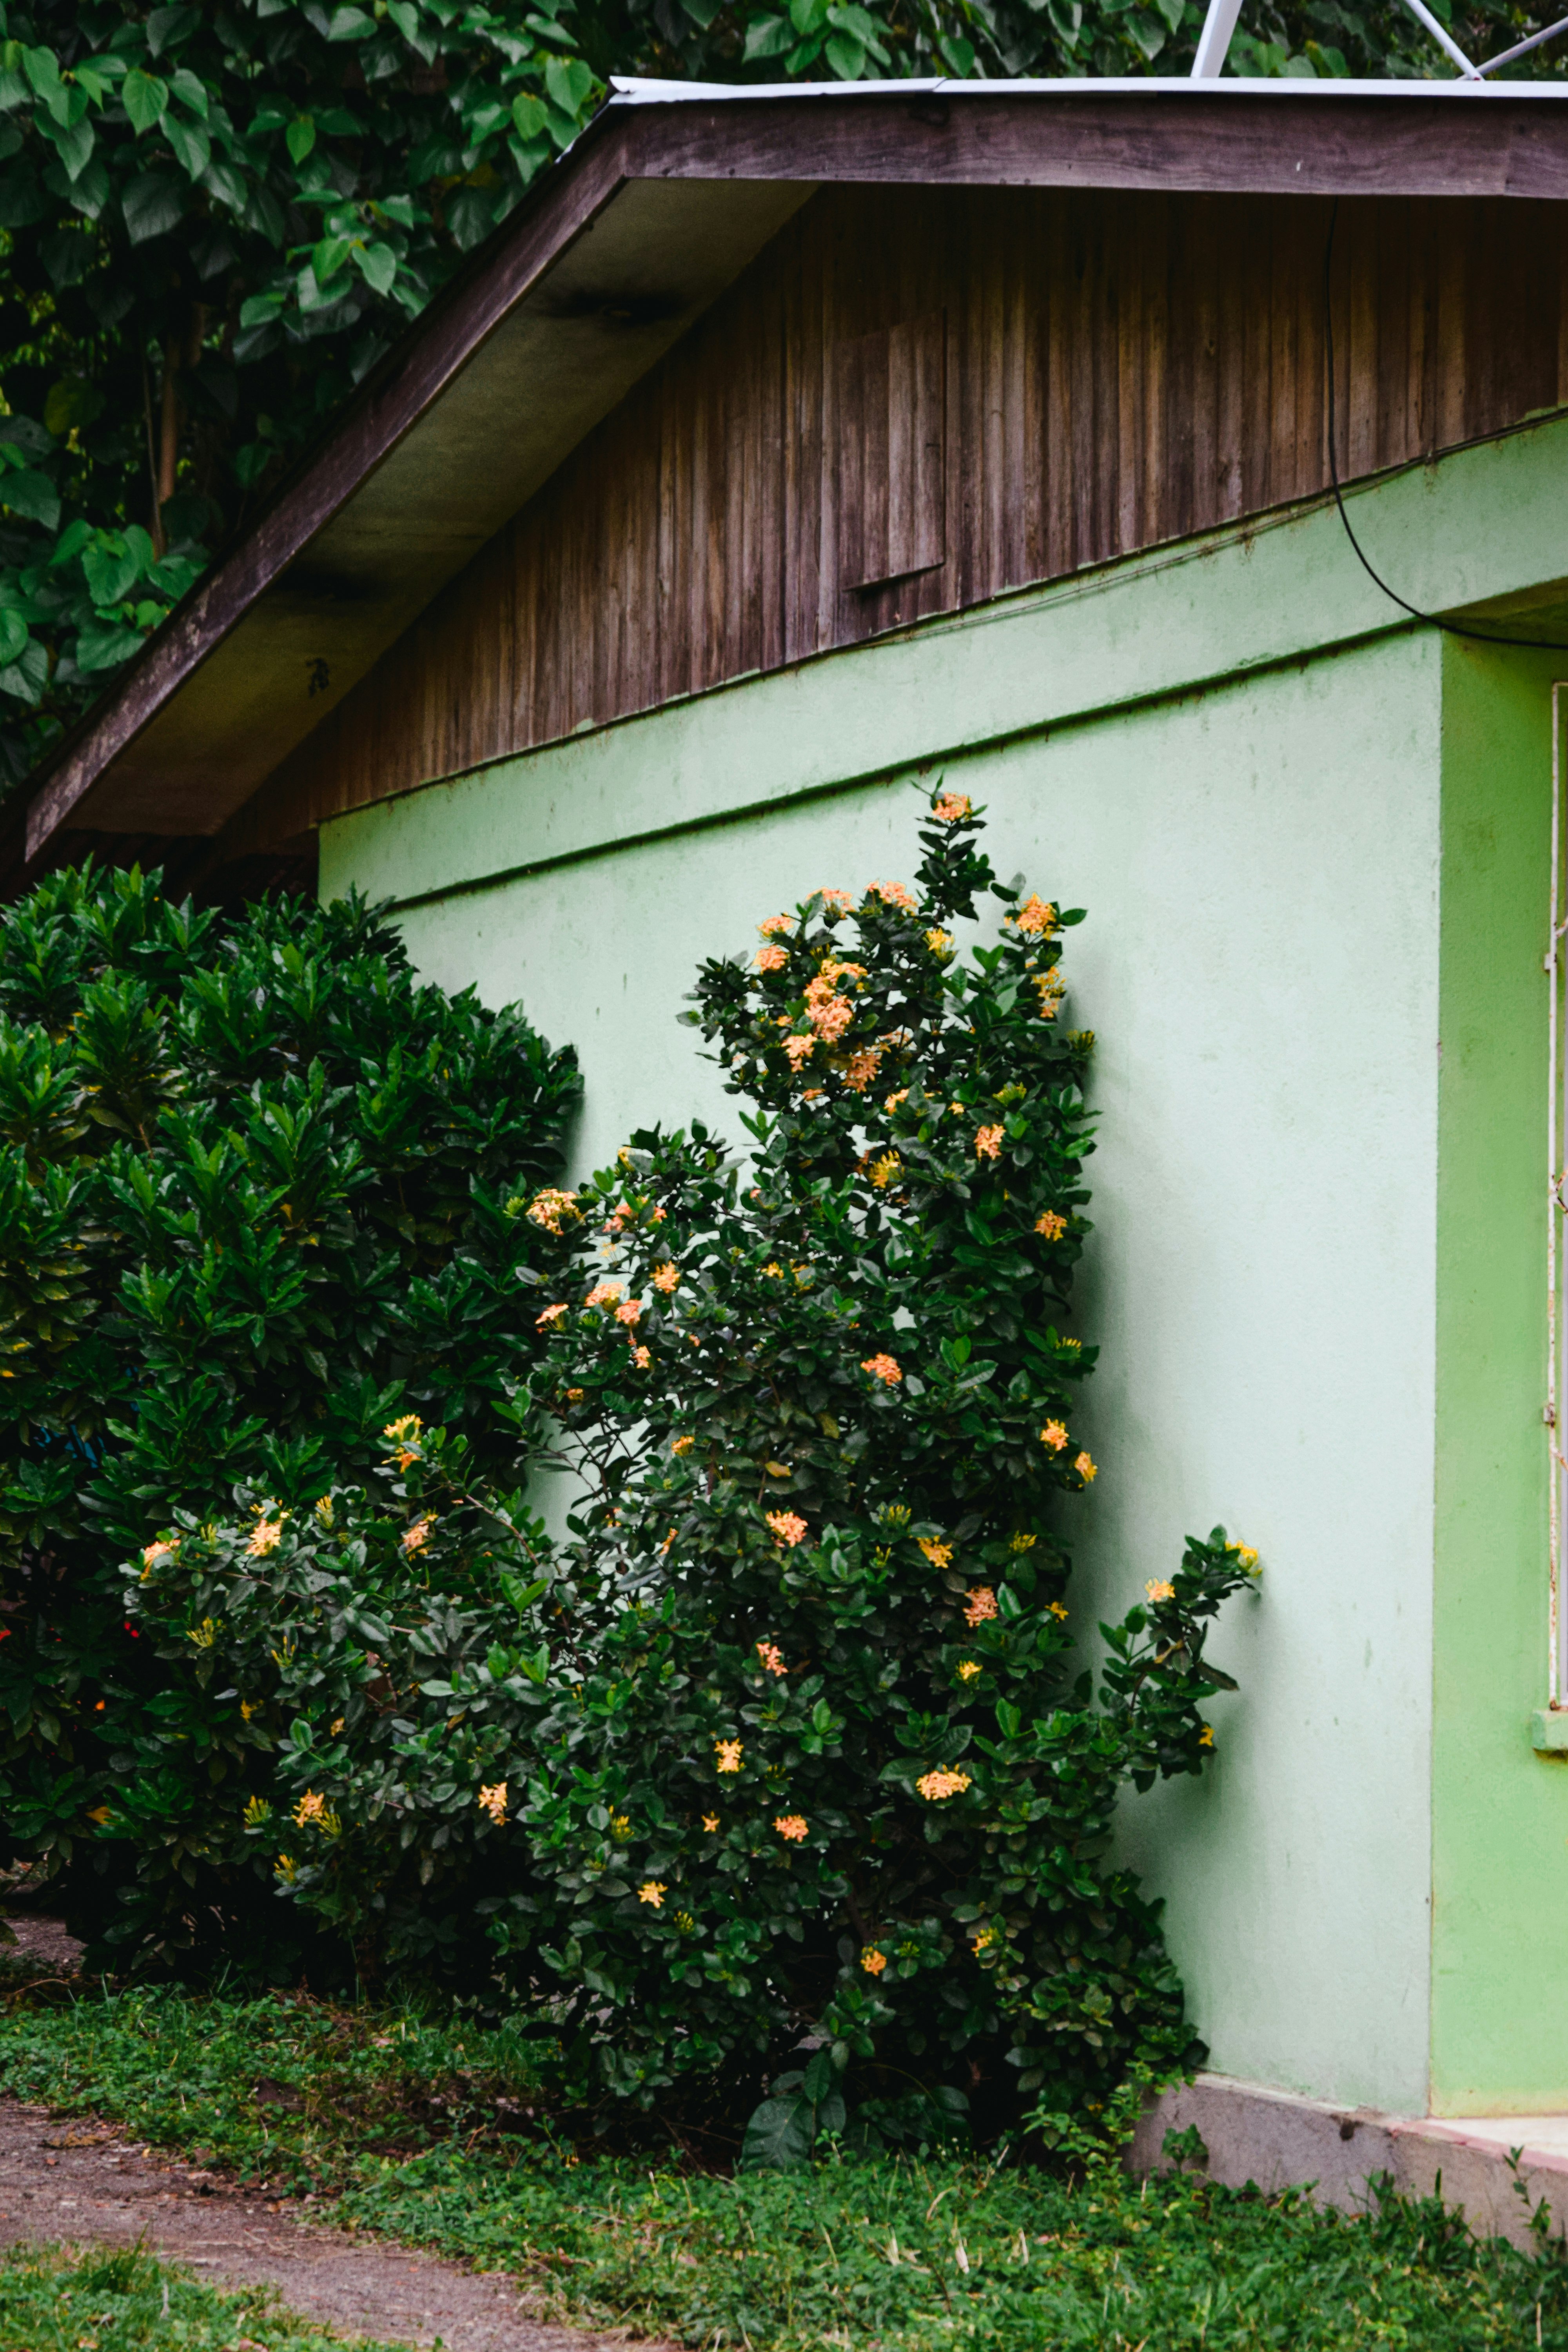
xmin=319 ymin=416 xmax=1568 ymax=2118
xmin=1430 ymin=638 xmax=1564 ymax=2114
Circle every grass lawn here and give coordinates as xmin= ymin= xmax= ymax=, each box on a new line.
xmin=0 ymin=2239 xmax=403 ymax=2352
xmin=2 ymin=1977 xmax=1566 ymax=2351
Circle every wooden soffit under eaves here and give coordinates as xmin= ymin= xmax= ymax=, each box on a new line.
xmin=25 ymin=81 xmax=1568 ymax=865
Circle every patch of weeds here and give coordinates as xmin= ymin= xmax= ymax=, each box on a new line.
xmin=5 ymin=1984 xmax=1568 ymax=2351
xmin=0 ymin=2239 xmax=408 ymax=2352
xmin=0 ymin=1983 xmax=546 ymax=2195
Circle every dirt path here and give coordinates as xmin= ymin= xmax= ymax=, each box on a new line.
xmin=0 ymin=1920 xmax=657 ymax=2352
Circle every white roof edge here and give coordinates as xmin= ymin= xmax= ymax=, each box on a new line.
xmin=606 ymin=70 xmax=1568 ymax=99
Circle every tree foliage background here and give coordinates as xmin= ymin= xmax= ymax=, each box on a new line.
xmin=0 ymin=0 xmax=1559 ymax=806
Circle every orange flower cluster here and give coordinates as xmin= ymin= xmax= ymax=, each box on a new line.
xmin=477 ymin=1781 xmax=508 ymax=1824
xmin=1040 ymin=1421 xmax=1068 ymax=1452
xmin=585 ymin=1279 xmax=624 ymax=1310
xmin=860 ymin=1947 xmax=888 ymax=1976
xmin=535 ymin=1302 xmax=568 ymax=1328
xmin=785 ymin=1034 xmax=817 ymax=1071
xmin=1075 ymin=1452 xmax=1097 ymax=1483
xmin=916 ymin=1768 xmax=972 ymax=1801
xmin=1014 ymin=894 xmax=1058 ymax=937
xmin=402 ymin=1515 xmax=434 ymax=1555
xmin=715 ymin=1739 xmax=744 ymax=1772
xmin=844 ymin=1045 xmax=883 ymax=1092
xmin=964 ymin=1587 xmax=998 ymax=1626
xmin=755 ymin=1640 xmax=787 ymax=1677
xmin=1145 ymin=1579 xmax=1175 ymax=1604
xmin=1035 ymin=1211 xmax=1067 ymax=1240
xmin=918 ymin=1536 xmax=952 ymax=1568
xmin=671 ymin=1434 xmax=695 ymax=1455
xmin=638 ymin=1880 xmax=666 ymax=1907
xmin=759 ymin=913 xmax=793 ymax=937
xmin=975 ymin=1125 xmax=1004 ymax=1160
xmin=861 ymin=1354 xmax=902 ymax=1386
xmin=869 ymin=1153 xmax=901 ymax=1189
xmin=526 ymin=1187 xmax=580 ymax=1234
xmin=652 ymin=1261 xmax=680 ymax=1293
xmin=755 ymin=944 xmax=788 ymax=972
xmin=774 ymin=1814 xmax=808 ymax=1842
xmin=766 ymin=1510 xmax=809 ymax=1546
xmin=869 ymin=880 xmax=916 ymax=910
xmin=932 ymin=792 xmax=971 ymax=822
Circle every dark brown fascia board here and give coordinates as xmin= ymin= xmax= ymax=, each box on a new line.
xmin=26 ymin=77 xmax=1568 ymax=866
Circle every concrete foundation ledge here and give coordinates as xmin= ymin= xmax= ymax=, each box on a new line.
xmin=1131 ymin=2073 xmax=1568 ymax=2250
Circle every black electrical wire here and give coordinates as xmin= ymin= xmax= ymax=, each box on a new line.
xmin=1323 ymin=193 xmax=1568 ymax=653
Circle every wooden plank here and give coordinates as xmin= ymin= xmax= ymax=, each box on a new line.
xmin=236 ymin=176 xmax=1568 ymax=860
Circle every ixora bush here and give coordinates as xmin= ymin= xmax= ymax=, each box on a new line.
xmin=0 ymin=863 xmax=581 ymax=1967
xmin=134 ymin=793 xmax=1259 ymax=2140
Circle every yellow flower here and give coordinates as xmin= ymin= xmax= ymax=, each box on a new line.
xmin=1014 ymin=895 xmax=1058 ymax=938
xmin=1048 ymin=1601 xmax=1069 ymax=1622
xmin=87 ymin=1804 xmax=112 ymax=1826
xmin=1009 ymin=1532 xmax=1036 ymax=1552
xmin=291 ymin=1791 xmax=340 ymax=1835
xmin=638 ymin=1880 xmax=667 ymax=1907
xmin=869 ymin=1153 xmax=902 ymax=1189
xmin=314 ymin=1495 xmax=335 ymax=1526
xmin=1237 ymin=1545 xmax=1259 ymax=1571
xmin=186 ymin=1617 xmax=218 ymax=1650
xmin=883 ymin=1089 xmax=909 ymax=1114
xmin=1199 ymin=1725 xmax=1215 ymax=1748
xmin=1145 ymin=1579 xmax=1175 ymax=1604
xmin=774 ymin=1814 xmax=809 ymax=1842
xmin=762 ymin=1261 xmax=785 ymax=1278
xmin=715 ymin=1739 xmax=744 ymax=1773
xmin=526 ymin=1187 xmax=581 ymax=1235
xmin=860 ymin=1947 xmax=888 ymax=1976
xmin=275 ymin=1854 xmax=297 ymax=1883
xmin=702 ymin=1813 xmax=720 ymax=1833
xmin=924 ymin=928 xmax=953 ymax=956
xmin=240 ymin=1700 xmax=258 ymax=1721
xmin=1040 ymin=1421 xmax=1068 ymax=1452
xmin=477 ymin=1781 xmax=508 ymax=1824
xmin=330 ymin=1717 xmax=344 ymax=1736
xmin=918 ymin=1537 xmax=952 ymax=1568
xmin=671 ymin=1434 xmax=695 ymax=1455
xmin=916 ymin=1769 xmax=972 ymax=1801
xmin=566 ymin=1387 xmax=585 ymax=1403
xmin=1075 ymin=1452 xmax=1097 ymax=1483
xmin=1035 ymin=1211 xmax=1067 ymax=1240
xmin=383 ymin=1414 xmax=422 ymax=1445
xmin=242 ymin=1795 xmax=271 ymax=1826
xmin=957 ymin=1660 xmax=982 ymax=1682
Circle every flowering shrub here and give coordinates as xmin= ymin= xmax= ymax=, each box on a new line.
xmin=0 ymin=864 xmax=580 ymax=1968
xmin=207 ymin=794 xmax=1257 ymax=2139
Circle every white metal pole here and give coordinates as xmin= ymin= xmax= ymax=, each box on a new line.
xmin=1398 ymin=0 xmax=1484 ymax=76
xmin=1189 ymin=0 xmax=1244 ymax=75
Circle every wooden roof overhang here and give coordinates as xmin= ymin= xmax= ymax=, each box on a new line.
xmin=20 ymin=73 xmax=1568 ymax=880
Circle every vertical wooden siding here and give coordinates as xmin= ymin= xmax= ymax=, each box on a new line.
xmin=241 ymin=185 xmax=1568 ymax=853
